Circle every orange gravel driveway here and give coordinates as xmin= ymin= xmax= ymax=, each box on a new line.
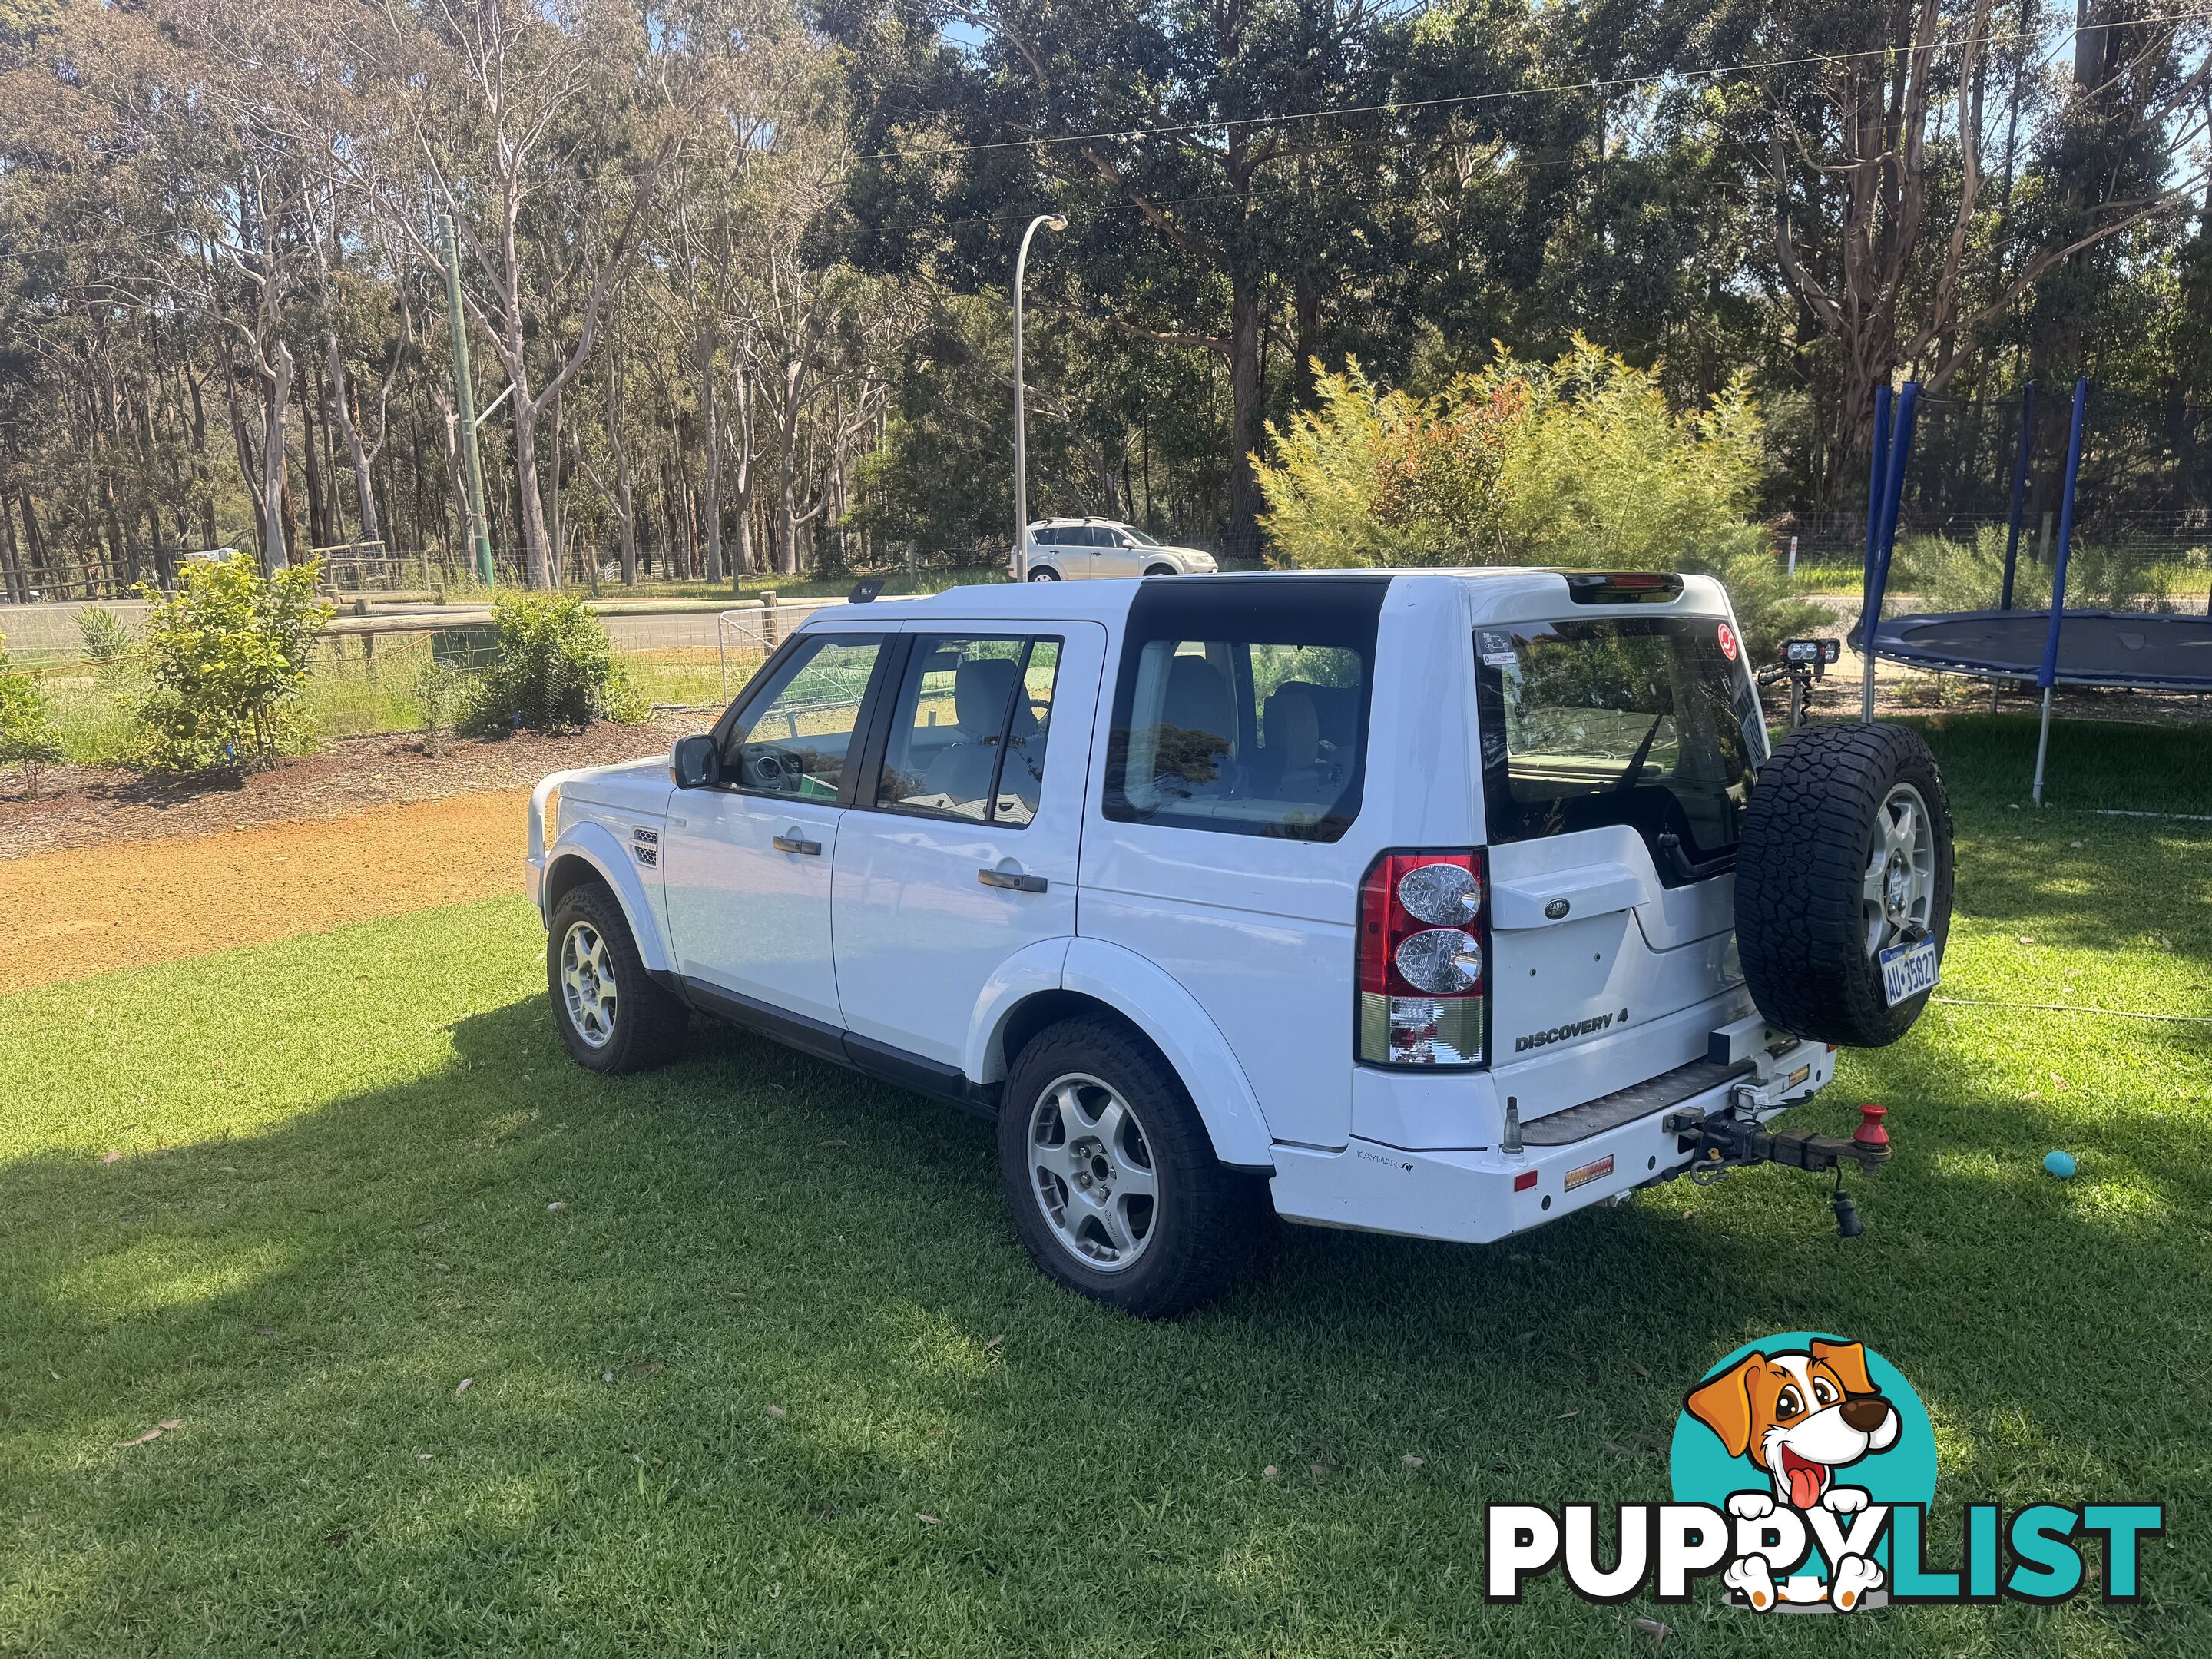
xmin=5 ymin=790 xmax=534 ymax=991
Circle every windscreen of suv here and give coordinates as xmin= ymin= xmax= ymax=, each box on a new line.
xmin=1102 ymin=578 xmax=1383 ymax=841
xmin=1472 ymin=617 xmax=1761 ymax=883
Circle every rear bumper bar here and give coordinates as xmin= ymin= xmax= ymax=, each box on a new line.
xmin=1267 ymin=1038 xmax=1836 ymax=1244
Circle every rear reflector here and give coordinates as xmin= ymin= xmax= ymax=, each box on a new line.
xmin=1513 ymin=1170 xmax=1539 ymax=1192
xmin=1564 ymin=1154 xmax=1614 ymax=1191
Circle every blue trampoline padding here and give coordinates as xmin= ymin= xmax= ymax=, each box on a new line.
xmin=1869 ymin=609 xmax=2212 ymax=690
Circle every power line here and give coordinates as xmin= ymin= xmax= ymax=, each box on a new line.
xmin=856 ymin=11 xmax=2212 ymax=167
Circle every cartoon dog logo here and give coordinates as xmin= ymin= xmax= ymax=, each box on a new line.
xmin=1684 ymin=1338 xmax=1900 ymax=1611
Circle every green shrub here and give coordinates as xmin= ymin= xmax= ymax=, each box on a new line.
xmin=1254 ymin=339 xmax=1824 ymax=660
xmin=76 ymin=606 xmax=134 ymax=666
xmin=1888 ymin=526 xmax=2179 ymax=618
xmin=131 ymin=555 xmax=335 ymax=770
xmin=1258 ymin=339 xmax=1767 ymax=571
xmin=460 ymin=592 xmax=645 ymax=736
xmin=413 ymin=657 xmax=474 ymax=737
xmin=0 ymin=637 xmax=65 ymax=797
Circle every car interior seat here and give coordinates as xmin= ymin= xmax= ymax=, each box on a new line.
xmin=1151 ymin=654 xmax=1239 ymax=797
xmin=922 ymin=656 xmax=1033 ymax=812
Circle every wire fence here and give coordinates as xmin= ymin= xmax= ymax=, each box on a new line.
xmin=1786 ymin=382 xmax=2212 ymax=616
xmin=12 ymin=597 xmax=852 ymax=767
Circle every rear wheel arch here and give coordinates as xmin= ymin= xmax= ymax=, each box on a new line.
xmin=1004 ymin=945 xmax=1277 ymax=1169
xmin=995 ymin=989 xmax=1146 ymax=1084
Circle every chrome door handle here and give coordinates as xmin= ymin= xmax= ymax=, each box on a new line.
xmin=773 ymin=833 xmax=822 ymax=856
xmin=978 ymin=867 xmax=1047 ymax=893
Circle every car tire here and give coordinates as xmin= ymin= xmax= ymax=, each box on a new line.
xmin=546 ymin=882 xmax=689 ymax=1074
xmin=1144 ymin=564 xmax=1177 ymax=578
xmin=1734 ymin=723 xmax=1955 ymax=1047
xmin=1027 ymin=566 xmax=1061 ymax=581
xmin=998 ymin=1015 xmax=1262 ymax=1317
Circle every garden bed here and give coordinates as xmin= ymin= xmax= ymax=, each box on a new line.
xmin=0 ymin=719 xmax=687 ymax=861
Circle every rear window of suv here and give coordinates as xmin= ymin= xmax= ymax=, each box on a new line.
xmin=1102 ymin=578 xmax=1384 ymax=842
xmin=1473 ymin=616 xmax=1762 ymax=882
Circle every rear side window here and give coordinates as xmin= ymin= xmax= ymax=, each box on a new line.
xmin=1102 ymin=578 xmax=1385 ymax=841
xmin=1474 ymin=617 xmax=1761 ymax=881
xmin=874 ymin=635 xmax=1061 ymax=826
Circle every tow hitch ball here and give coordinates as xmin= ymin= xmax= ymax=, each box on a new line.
xmin=1663 ymin=1101 xmax=1892 ymax=1237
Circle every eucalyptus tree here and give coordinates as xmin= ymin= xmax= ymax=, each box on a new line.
xmin=836 ymin=0 xmax=1417 ymax=558
xmin=342 ymin=0 xmax=667 ymax=587
xmin=1727 ymin=0 xmax=2211 ymax=490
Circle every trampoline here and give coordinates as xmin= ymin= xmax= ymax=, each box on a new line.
xmin=1872 ymin=608 xmax=2212 ymax=692
xmin=1853 ymin=376 xmax=2212 ymax=801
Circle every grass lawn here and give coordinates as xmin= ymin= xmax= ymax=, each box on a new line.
xmin=2 ymin=715 xmax=2207 ymax=1656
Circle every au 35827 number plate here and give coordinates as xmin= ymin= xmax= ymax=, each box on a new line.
xmin=1879 ymin=937 xmax=1940 ymax=1007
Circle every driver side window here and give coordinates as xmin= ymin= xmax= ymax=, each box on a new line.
xmin=718 ymin=634 xmax=884 ymax=800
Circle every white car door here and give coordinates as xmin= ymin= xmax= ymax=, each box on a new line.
xmin=661 ymin=628 xmax=890 ymax=1037
xmin=1097 ymin=529 xmax=1146 ymax=578
xmin=1053 ymin=529 xmax=1098 ymax=578
xmin=831 ymin=623 xmax=1107 ymax=1075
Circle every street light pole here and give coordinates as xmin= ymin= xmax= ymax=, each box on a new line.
xmin=1012 ymin=213 xmax=1065 ymax=581
xmin=442 ymin=214 xmax=496 ymax=588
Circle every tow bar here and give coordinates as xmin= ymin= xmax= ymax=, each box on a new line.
xmin=1663 ymin=1098 xmax=1892 ymax=1237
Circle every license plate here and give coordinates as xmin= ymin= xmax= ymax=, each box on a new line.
xmin=1879 ymin=937 xmax=1940 ymax=1007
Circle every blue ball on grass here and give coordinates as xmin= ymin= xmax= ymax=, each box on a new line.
xmin=2043 ymin=1150 xmax=2077 ymax=1180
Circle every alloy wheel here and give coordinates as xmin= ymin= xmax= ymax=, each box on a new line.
xmin=1862 ymin=782 xmax=1937 ymax=955
xmin=560 ymin=919 xmax=618 ymax=1048
xmin=1026 ymin=1073 xmax=1161 ymax=1271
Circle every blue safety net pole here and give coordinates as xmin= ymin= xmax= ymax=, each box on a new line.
xmin=1857 ymin=386 xmax=1893 ymax=694
xmin=2030 ymin=376 xmax=2089 ymax=806
xmin=1999 ymin=379 xmax=2035 ymax=611
xmin=1860 ymin=382 xmax=1918 ymax=722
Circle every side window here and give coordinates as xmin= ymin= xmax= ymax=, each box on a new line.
xmin=873 ymin=636 xmax=1062 ymax=826
xmin=1102 ymin=580 xmax=1384 ymax=841
xmin=719 ymin=634 xmax=883 ymax=800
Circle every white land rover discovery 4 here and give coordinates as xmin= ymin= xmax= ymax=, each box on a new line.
xmin=528 ymin=571 xmax=1954 ymax=1315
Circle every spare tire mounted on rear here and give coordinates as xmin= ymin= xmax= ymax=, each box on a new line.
xmin=1734 ymin=723 xmax=1955 ymax=1048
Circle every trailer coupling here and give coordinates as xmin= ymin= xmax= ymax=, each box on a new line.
xmin=1662 ymin=1099 xmax=1892 ymax=1236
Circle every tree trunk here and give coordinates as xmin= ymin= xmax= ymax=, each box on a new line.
xmin=513 ymin=400 xmax=553 ymax=589
xmin=1224 ymin=276 xmax=1263 ymax=560
xmin=0 ymin=498 xmax=25 ymax=602
xmin=728 ymin=363 xmax=756 ymax=583
xmin=326 ymin=331 xmax=381 ymax=542
xmin=302 ymin=361 xmax=332 ymax=551
xmin=260 ymin=343 xmax=293 ymax=569
xmin=698 ymin=320 xmax=724 ymax=584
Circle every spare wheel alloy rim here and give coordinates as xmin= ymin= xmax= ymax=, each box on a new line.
xmin=1027 ymin=1072 xmax=1161 ymax=1273
xmin=1863 ymin=782 xmax=1936 ymax=956
xmin=561 ymin=920 xmax=618 ymax=1048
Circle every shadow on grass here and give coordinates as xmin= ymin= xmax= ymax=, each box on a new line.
xmin=1866 ymin=716 xmax=2212 ymax=969
xmin=3 ymin=979 xmax=2206 ymax=1654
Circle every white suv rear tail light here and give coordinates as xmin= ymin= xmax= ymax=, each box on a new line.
xmin=1357 ymin=850 xmax=1489 ymax=1066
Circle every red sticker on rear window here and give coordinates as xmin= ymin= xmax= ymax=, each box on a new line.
xmin=1717 ymin=622 xmax=1739 ymax=661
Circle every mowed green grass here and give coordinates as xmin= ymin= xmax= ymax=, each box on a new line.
xmin=2 ymin=716 xmax=2207 ymax=1657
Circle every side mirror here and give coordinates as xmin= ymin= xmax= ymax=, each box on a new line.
xmin=671 ymin=733 xmax=718 ymax=789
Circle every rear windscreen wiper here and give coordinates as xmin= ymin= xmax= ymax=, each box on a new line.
xmin=1612 ymin=714 xmax=1667 ymax=793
